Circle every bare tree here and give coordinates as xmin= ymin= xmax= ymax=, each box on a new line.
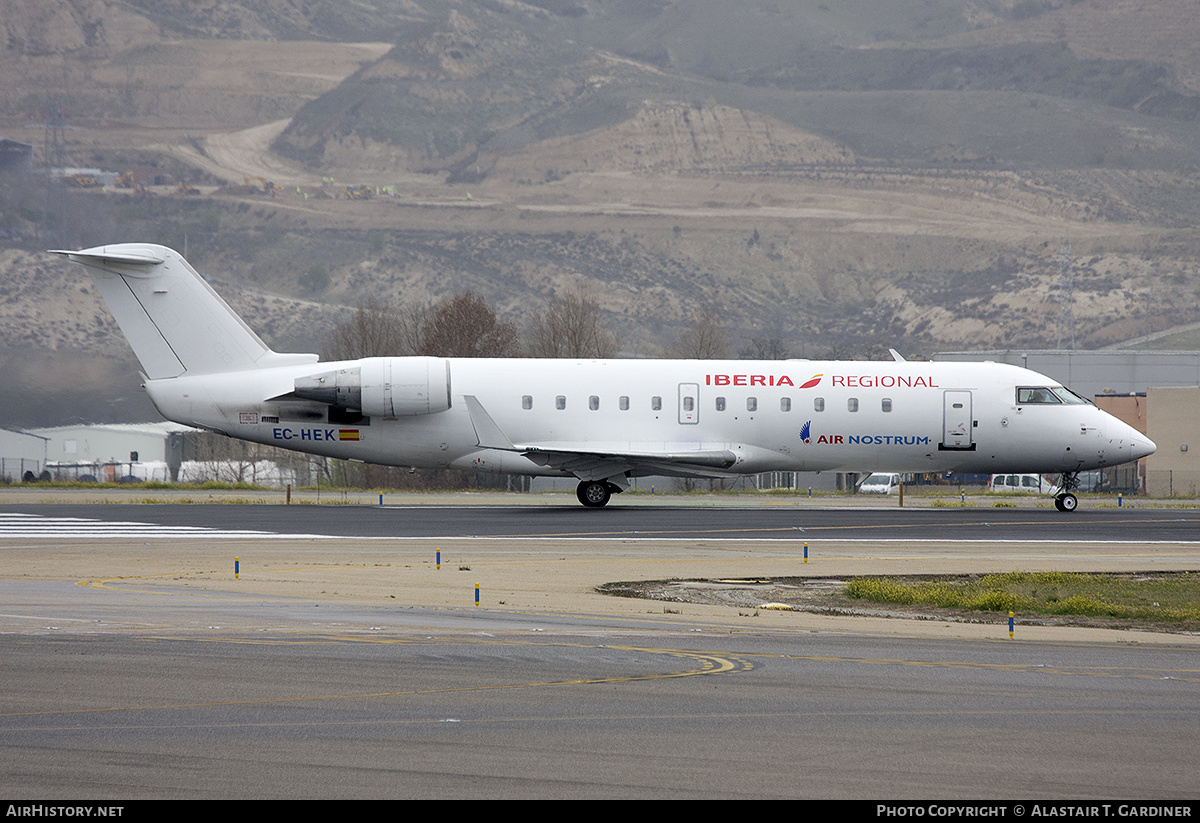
xmin=740 ymin=336 xmax=791 ymax=360
xmin=322 ymin=298 xmax=425 ymax=361
xmin=667 ymin=308 xmax=728 ymax=359
xmin=527 ymin=287 xmax=619 ymax=358
xmin=855 ymin=342 xmax=894 ymax=361
xmin=419 ymin=292 xmax=520 ymax=358
xmin=325 ymin=293 xmax=520 ymax=360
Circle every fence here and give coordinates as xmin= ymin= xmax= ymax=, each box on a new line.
xmin=0 ymin=457 xmax=44 ymax=482
xmin=1146 ymin=470 xmax=1200 ymax=498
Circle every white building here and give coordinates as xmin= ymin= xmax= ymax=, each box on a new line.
xmin=0 ymin=428 xmax=48 ymax=481
xmin=28 ymin=421 xmax=193 ymax=482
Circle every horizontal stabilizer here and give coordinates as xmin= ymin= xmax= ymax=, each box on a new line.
xmin=50 ymin=248 xmax=164 ymax=269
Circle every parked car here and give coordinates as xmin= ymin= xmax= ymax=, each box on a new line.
xmin=988 ymin=474 xmax=1054 ymax=494
xmin=859 ymin=473 xmax=903 ymax=494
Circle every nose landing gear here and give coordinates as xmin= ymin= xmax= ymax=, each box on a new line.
xmin=1054 ymin=471 xmax=1080 ymax=513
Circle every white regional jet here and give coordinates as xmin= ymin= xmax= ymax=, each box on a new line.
xmin=58 ymin=244 xmax=1155 ymax=510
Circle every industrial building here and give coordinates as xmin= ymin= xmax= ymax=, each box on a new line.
xmin=0 ymin=428 xmax=48 ymax=482
xmin=29 ymin=422 xmax=192 ymax=482
xmin=26 ymin=422 xmax=315 ymax=485
xmin=934 ymin=349 xmax=1200 ymax=399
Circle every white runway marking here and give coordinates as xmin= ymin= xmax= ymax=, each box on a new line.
xmin=0 ymin=513 xmax=324 ymax=539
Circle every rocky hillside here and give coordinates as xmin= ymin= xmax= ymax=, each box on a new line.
xmin=272 ymin=0 xmax=1200 ymax=176
xmin=4 ymin=0 xmax=1200 ymax=426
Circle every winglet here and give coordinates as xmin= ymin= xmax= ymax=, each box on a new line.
xmin=463 ymin=395 xmax=516 ymax=450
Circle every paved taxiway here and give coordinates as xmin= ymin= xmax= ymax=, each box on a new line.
xmin=2 ymin=501 xmax=1198 ymax=798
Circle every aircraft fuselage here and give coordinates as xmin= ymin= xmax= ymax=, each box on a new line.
xmin=144 ymin=356 xmax=1151 ymax=479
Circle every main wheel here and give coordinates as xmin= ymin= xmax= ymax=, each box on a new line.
xmin=1054 ymin=492 xmax=1078 ymax=512
xmin=576 ymin=480 xmax=612 ymax=508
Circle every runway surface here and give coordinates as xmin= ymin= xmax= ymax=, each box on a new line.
xmin=5 ymin=502 xmax=1200 ymax=541
xmin=2 ymin=501 xmax=1198 ymax=798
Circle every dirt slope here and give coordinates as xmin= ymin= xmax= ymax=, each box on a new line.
xmin=5 ymin=0 xmax=1200 ymax=428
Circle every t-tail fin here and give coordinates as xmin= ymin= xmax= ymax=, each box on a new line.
xmin=56 ymin=243 xmax=318 ymax=379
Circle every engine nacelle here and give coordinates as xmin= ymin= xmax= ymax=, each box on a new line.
xmin=293 ymin=357 xmax=451 ymax=417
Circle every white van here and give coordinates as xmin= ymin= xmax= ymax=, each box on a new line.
xmin=859 ymin=473 xmax=903 ymax=494
xmin=988 ymin=474 xmax=1054 ymax=494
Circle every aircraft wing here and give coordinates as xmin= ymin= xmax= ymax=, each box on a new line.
xmin=520 ymin=444 xmax=738 ymax=482
xmin=463 ymin=395 xmax=737 ymax=481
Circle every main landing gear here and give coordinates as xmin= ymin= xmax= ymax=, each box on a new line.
xmin=1054 ymin=471 xmax=1079 ymax=513
xmin=576 ymin=480 xmax=620 ymax=508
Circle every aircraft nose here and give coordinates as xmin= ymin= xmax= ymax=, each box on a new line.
xmin=1130 ymin=432 xmax=1156 ymax=461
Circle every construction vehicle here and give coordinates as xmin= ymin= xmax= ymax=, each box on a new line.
xmin=243 ymin=175 xmax=276 ymax=194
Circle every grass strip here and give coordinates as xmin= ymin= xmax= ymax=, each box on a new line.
xmin=846 ymin=571 xmax=1200 ymax=623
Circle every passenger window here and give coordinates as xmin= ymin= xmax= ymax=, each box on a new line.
xmin=780 ymin=398 xmax=791 ymax=412
xmin=651 ymin=396 xmax=662 ymax=410
xmin=589 ymin=395 xmax=599 ymax=410
xmin=715 ymin=397 xmax=726 ymax=411
xmin=848 ymin=398 xmax=859 ymax=412
xmin=556 ymin=396 xmax=566 ymax=410
xmin=522 ymin=395 xmax=533 ymax=410
xmin=747 ymin=397 xmax=757 ymax=412
xmin=619 ymin=396 xmax=629 ymax=410
xmin=882 ymin=398 xmax=892 ymax=413
xmin=814 ymin=397 xmax=825 ymax=412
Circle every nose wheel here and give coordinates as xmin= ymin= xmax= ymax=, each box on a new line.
xmin=576 ymin=480 xmax=613 ymax=508
xmin=1054 ymin=492 xmax=1078 ymax=512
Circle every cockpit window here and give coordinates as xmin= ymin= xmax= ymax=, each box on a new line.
xmin=1053 ymin=386 xmax=1090 ymax=404
xmin=1017 ymin=386 xmax=1090 ymax=405
xmin=1017 ymin=387 xmax=1061 ymax=404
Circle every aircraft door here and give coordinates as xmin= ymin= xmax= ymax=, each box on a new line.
xmin=678 ymin=383 xmax=699 ymax=424
xmin=941 ymin=390 xmax=973 ymax=450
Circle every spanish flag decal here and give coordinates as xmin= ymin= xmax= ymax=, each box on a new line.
xmin=338 ymin=430 xmax=360 ymax=441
